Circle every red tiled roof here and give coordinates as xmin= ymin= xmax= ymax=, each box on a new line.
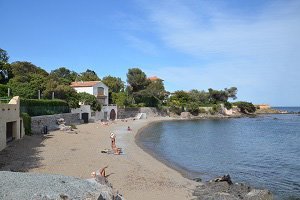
xmin=70 ymin=81 xmax=101 ymax=87
xmin=148 ymin=76 xmax=163 ymax=81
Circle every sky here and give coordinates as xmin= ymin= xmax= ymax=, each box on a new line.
xmin=1 ymin=0 xmax=300 ymax=106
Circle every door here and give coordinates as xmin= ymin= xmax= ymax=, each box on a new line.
xmin=104 ymin=112 xmax=108 ymax=120
xmin=81 ymin=113 xmax=89 ymax=123
xmin=6 ymin=122 xmax=13 ymax=143
xmin=110 ymin=109 xmax=116 ymax=121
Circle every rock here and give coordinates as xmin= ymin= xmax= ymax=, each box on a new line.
xmin=180 ymin=112 xmax=191 ymax=119
xmin=246 ymin=189 xmax=273 ymax=200
xmin=193 ymin=177 xmax=202 ymax=182
xmin=0 ymin=171 xmax=114 ymax=200
xmin=192 ymin=175 xmax=273 ymax=200
xmin=213 ymin=174 xmax=233 ymax=185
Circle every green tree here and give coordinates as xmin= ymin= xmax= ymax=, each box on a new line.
xmin=77 ymin=69 xmax=100 ymax=81
xmin=8 ymin=74 xmax=47 ymax=99
xmin=0 ymin=84 xmax=8 ymax=97
xmin=188 ymin=89 xmax=210 ymax=105
xmin=49 ymin=67 xmax=78 ymax=85
xmin=10 ymin=61 xmax=48 ymax=77
xmin=0 ymin=62 xmax=12 ymax=84
xmin=102 ymin=76 xmax=124 ymax=93
xmin=112 ymin=92 xmax=133 ymax=107
xmin=77 ymin=92 xmax=102 ymax=111
xmin=134 ymin=79 xmax=167 ymax=107
xmin=234 ymin=101 xmax=256 ymax=114
xmin=126 ymin=68 xmax=150 ymax=92
xmin=0 ymin=48 xmax=9 ymax=63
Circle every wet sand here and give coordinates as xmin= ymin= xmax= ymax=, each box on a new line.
xmin=1 ymin=117 xmax=197 ymax=199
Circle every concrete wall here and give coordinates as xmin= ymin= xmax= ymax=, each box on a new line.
xmin=0 ymin=96 xmax=24 ymax=151
xmin=71 ymin=105 xmax=91 ymax=120
xmin=31 ymin=113 xmax=80 ymax=134
xmin=117 ymin=107 xmax=167 ymax=119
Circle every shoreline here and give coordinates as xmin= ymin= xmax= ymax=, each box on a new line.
xmin=135 ymin=119 xmax=207 ymax=181
xmin=0 ymin=114 xmax=276 ymax=199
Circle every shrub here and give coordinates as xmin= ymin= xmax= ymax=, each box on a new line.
xmin=21 ymin=112 xmax=31 ymax=135
xmin=199 ymin=108 xmax=207 ymax=114
xmin=20 ymin=99 xmax=70 ymax=116
xmin=0 ymin=84 xmax=8 ymax=97
xmin=212 ymin=104 xmax=222 ymax=113
xmin=169 ymin=105 xmax=182 ymax=115
xmin=186 ymin=102 xmax=199 ymax=116
xmin=224 ymin=101 xmax=232 ymax=110
xmin=233 ymin=101 xmax=256 ymax=114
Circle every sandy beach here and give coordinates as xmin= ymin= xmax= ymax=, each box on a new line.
xmin=1 ymin=117 xmax=197 ymax=200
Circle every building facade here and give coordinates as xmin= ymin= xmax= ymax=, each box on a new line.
xmin=0 ymin=96 xmax=25 ymax=151
xmin=70 ymin=81 xmax=117 ymax=121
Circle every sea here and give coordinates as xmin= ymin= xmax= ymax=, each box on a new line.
xmin=137 ymin=107 xmax=300 ymax=200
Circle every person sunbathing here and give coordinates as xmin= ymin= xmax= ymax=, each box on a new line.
xmin=113 ymin=147 xmax=122 ymax=155
xmin=91 ymin=165 xmax=108 ymax=178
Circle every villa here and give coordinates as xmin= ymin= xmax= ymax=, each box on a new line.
xmin=70 ymin=81 xmax=117 ymax=121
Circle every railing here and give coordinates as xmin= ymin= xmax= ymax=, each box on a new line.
xmin=0 ymin=97 xmax=11 ymax=104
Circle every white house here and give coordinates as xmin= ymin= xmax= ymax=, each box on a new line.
xmin=70 ymin=81 xmax=117 ymax=121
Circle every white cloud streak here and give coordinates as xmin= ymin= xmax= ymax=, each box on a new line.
xmin=140 ymin=0 xmax=300 ymax=106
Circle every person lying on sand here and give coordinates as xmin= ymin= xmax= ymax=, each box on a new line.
xmin=113 ymin=147 xmax=122 ymax=155
xmin=91 ymin=165 xmax=108 ymax=178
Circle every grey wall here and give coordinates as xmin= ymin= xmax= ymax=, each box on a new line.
xmin=117 ymin=107 xmax=167 ymax=119
xmin=31 ymin=113 xmax=80 ymax=134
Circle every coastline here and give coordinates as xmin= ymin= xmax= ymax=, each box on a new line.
xmin=0 ymin=116 xmax=198 ymax=200
xmin=0 ymin=115 xmax=276 ymax=199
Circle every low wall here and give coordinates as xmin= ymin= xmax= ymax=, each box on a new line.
xmin=31 ymin=113 xmax=80 ymax=134
xmin=117 ymin=107 xmax=167 ymax=119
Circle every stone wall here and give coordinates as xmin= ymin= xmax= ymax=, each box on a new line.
xmin=31 ymin=113 xmax=80 ymax=134
xmin=117 ymin=108 xmax=140 ymax=119
xmin=117 ymin=107 xmax=167 ymax=119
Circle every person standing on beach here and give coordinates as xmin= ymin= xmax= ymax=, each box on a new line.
xmin=110 ymin=132 xmax=116 ymax=149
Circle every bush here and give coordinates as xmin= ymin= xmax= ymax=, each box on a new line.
xmin=199 ymin=108 xmax=207 ymax=114
xmin=21 ymin=113 xmax=31 ymax=135
xmin=20 ymin=99 xmax=70 ymax=116
xmin=169 ymin=105 xmax=182 ymax=115
xmin=186 ymin=102 xmax=199 ymax=116
xmin=0 ymin=84 xmax=8 ymax=97
xmin=224 ymin=101 xmax=232 ymax=110
xmin=233 ymin=101 xmax=256 ymax=114
xmin=212 ymin=104 xmax=222 ymax=113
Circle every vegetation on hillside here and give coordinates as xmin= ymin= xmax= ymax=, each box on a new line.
xmin=0 ymin=47 xmax=256 ymax=116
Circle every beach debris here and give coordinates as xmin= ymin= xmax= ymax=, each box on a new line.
xmin=56 ymin=118 xmax=76 ymax=133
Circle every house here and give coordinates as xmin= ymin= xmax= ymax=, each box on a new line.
xmin=70 ymin=81 xmax=117 ymax=121
xmin=0 ymin=96 xmax=25 ymax=151
xmin=148 ymin=76 xmax=163 ymax=82
xmin=70 ymin=81 xmax=109 ymax=105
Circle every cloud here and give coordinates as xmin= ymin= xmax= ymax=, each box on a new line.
xmin=124 ymin=34 xmax=158 ymax=55
xmin=141 ymin=0 xmax=300 ymax=105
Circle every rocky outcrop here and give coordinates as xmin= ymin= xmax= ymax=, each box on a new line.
xmin=0 ymin=171 xmax=121 ymax=200
xmin=192 ymin=175 xmax=273 ymax=200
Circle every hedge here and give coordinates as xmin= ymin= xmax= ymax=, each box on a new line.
xmin=21 ymin=113 xmax=31 ymax=135
xmin=20 ymin=99 xmax=70 ymax=116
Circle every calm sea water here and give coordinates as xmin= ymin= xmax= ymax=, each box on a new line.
xmin=138 ymin=110 xmax=300 ymax=199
